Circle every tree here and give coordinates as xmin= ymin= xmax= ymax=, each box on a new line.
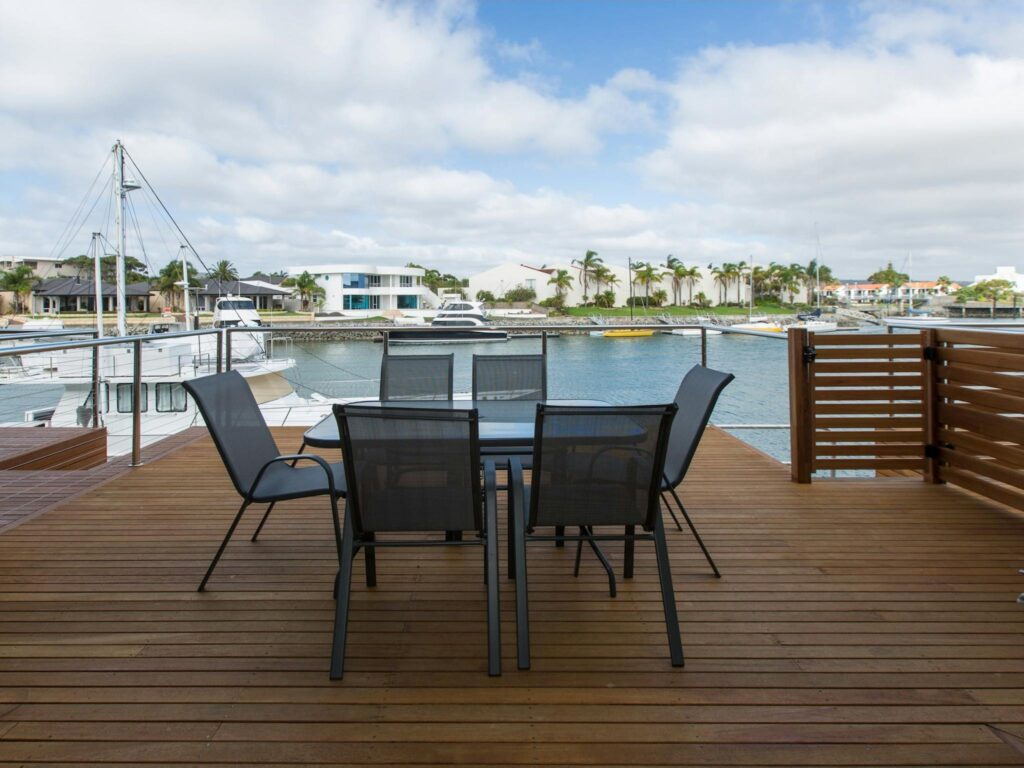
xmin=208 ymin=260 xmax=239 ymax=282
xmin=679 ymin=265 xmax=701 ymax=305
xmin=475 ymin=290 xmax=496 ymax=303
xmin=572 ymin=250 xmax=602 ymax=303
xmin=594 ymin=289 xmax=616 ymax=308
xmin=547 ymin=269 xmax=573 ymax=300
xmin=0 ymin=265 xmax=35 ymax=313
xmin=711 ymin=265 xmax=728 ymax=305
xmin=733 ymin=260 xmax=748 ymax=305
xmin=868 ymin=262 xmax=910 ymax=304
xmin=63 ymin=254 xmax=149 ymax=283
xmin=281 ymin=271 xmax=326 ymax=311
xmin=633 ymin=262 xmax=660 ymax=308
xmin=650 ymin=288 xmax=669 ymax=307
xmin=155 ymin=261 xmax=202 ymax=309
xmin=960 ymin=279 xmax=1016 ymax=318
xmin=804 ymin=258 xmax=835 ymax=303
xmin=937 ymin=275 xmax=953 ymax=294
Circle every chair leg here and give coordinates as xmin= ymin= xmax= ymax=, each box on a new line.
xmin=330 ymin=513 xmax=356 ymax=680
xmin=661 ymin=491 xmax=683 ymax=531
xmin=624 ymin=525 xmax=635 ymax=579
xmin=653 ymin=514 xmax=685 ymax=667
xmin=363 ymin=532 xmax=377 ymax=588
xmin=507 ymin=468 xmax=517 ymax=580
xmin=512 ymin=498 xmax=530 ymax=670
xmin=554 ymin=525 xmax=565 ymax=548
xmin=250 ymin=502 xmax=276 ymax=542
xmin=668 ymin=486 xmax=720 ymax=578
xmin=581 ymin=526 xmax=616 ymax=598
xmin=198 ymin=498 xmax=251 ymax=592
xmin=484 ymin=461 xmax=501 ymax=676
xmin=573 ymin=535 xmax=583 ymax=577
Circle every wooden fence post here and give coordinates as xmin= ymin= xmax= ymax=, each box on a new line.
xmin=788 ymin=327 xmax=813 ymax=483
xmin=922 ymin=328 xmax=942 ymax=484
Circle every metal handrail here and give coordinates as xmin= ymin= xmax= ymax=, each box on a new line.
xmin=0 ymin=328 xmax=221 ymax=358
xmin=0 ymin=329 xmax=100 ymax=341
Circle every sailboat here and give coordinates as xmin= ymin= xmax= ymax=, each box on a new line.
xmin=732 ymin=258 xmax=785 ymax=333
xmin=1 ymin=141 xmax=298 ymax=455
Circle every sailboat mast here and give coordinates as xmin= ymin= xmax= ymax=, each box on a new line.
xmin=112 ymin=141 xmax=128 ymax=336
xmin=748 ymin=255 xmax=754 ymax=317
xmin=180 ymin=245 xmax=191 ymax=322
xmin=91 ymin=232 xmax=104 ymax=338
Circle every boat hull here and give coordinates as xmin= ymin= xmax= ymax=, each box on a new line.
xmin=603 ymin=329 xmax=655 ymax=338
xmin=388 ymin=329 xmax=509 ymax=344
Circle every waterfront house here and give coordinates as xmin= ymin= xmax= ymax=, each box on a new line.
xmin=287 ymin=264 xmax=441 ymax=316
xmin=31 ymin=276 xmax=152 ymax=314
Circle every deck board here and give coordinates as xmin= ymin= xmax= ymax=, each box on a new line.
xmin=1 ymin=426 xmax=1024 ymax=766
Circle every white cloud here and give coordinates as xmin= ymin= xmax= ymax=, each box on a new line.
xmin=0 ymin=0 xmax=1021 ymax=280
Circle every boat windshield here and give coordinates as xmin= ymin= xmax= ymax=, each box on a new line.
xmin=218 ymin=300 xmax=255 ymax=310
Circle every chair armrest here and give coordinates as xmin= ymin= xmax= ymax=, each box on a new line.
xmin=246 ymin=453 xmax=338 ymax=501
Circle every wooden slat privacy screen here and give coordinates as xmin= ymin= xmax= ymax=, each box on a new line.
xmin=789 ymin=329 xmax=926 ymax=481
xmin=790 ymin=326 xmax=1024 ymax=513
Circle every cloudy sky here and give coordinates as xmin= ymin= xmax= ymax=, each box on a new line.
xmin=0 ymin=0 xmax=1022 ymax=280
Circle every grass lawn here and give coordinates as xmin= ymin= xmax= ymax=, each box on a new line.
xmin=564 ymin=303 xmax=807 ymax=317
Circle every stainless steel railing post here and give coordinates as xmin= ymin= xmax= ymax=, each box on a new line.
xmin=131 ymin=338 xmax=143 ymax=467
xmin=216 ymin=331 xmax=224 ymax=373
xmin=700 ymin=327 xmax=708 ymax=367
xmin=91 ymin=346 xmax=101 ymax=428
xmin=225 ymin=330 xmax=233 ymax=372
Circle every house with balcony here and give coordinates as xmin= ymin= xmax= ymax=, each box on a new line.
xmin=287 ymin=264 xmax=440 ymax=316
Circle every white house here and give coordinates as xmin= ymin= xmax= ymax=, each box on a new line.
xmin=287 ymin=264 xmax=441 ymax=316
xmin=0 ymin=256 xmax=78 ymax=280
xmin=974 ymin=267 xmax=1024 ymax=292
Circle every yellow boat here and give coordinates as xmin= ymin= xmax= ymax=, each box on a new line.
xmin=603 ymin=329 xmax=655 ymax=338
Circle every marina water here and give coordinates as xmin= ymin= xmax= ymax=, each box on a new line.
xmin=1 ymin=332 xmax=792 ymax=461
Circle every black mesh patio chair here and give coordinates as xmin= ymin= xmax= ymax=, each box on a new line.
xmin=472 ymin=353 xmax=546 ymax=401
xmin=330 ymin=403 xmax=500 ymax=679
xmin=182 ymin=371 xmax=346 ymax=592
xmin=508 ymin=403 xmax=681 ymax=670
xmin=379 ymin=353 xmax=454 ymax=401
xmin=656 ymin=365 xmax=735 ymax=578
xmin=473 ymin=353 xmax=549 ymax=558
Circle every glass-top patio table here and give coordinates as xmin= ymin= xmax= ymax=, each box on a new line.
xmin=301 ymin=399 xmax=612 ymax=450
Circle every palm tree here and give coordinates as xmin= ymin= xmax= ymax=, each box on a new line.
xmin=680 ymin=265 xmax=701 ymax=305
xmin=733 ymin=260 xmax=748 ymax=305
xmin=634 ymin=262 xmax=660 ymax=308
xmin=663 ymin=255 xmax=683 ymax=306
xmin=155 ymin=261 xmax=201 ymax=309
xmin=0 ymin=265 xmax=36 ymax=313
xmin=937 ymin=275 xmax=953 ymax=294
xmin=282 ymin=271 xmax=326 ymax=311
xmin=209 ymin=260 xmax=239 ymax=282
xmin=547 ymin=269 xmax=573 ymax=301
xmin=572 ymin=250 xmax=603 ymax=303
xmin=711 ymin=265 xmax=728 ymax=305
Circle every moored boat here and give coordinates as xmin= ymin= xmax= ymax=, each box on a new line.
xmin=388 ymin=300 xmax=508 ymax=344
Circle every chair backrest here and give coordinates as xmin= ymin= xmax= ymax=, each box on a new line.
xmin=663 ymin=365 xmax=735 ymax=489
xmin=334 ymin=404 xmax=482 ymax=534
xmin=379 ymin=354 xmax=454 ymax=401
xmin=529 ymin=403 xmax=677 ymax=531
xmin=182 ymin=370 xmax=280 ymax=498
xmin=472 ymin=354 xmax=547 ymax=401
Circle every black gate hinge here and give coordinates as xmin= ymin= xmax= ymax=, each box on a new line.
xmin=924 ymin=444 xmax=939 ymax=459
xmin=923 ymin=346 xmax=937 ymax=361
xmin=803 ymin=345 xmax=816 ymax=364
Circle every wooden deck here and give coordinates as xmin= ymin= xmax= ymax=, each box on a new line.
xmin=0 ymin=427 xmax=106 ymax=471
xmin=2 ymin=426 xmax=1024 ymax=766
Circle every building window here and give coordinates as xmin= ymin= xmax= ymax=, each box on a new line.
xmin=400 ymin=275 xmax=413 ymax=288
xmin=323 ymin=275 xmax=329 ymax=281
xmin=344 ymin=295 xmax=370 ymax=310
xmin=116 ymin=383 xmax=148 ymax=414
xmin=369 ymin=295 xmax=380 ymax=310
xmin=397 ymin=295 xmax=418 ymax=309
xmin=155 ymin=383 xmax=187 ymax=413
xmin=343 ymin=273 xmax=366 ymax=289
xmin=367 ymin=275 xmax=381 ymax=288
xmin=525 ymin=279 xmax=536 ymax=291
